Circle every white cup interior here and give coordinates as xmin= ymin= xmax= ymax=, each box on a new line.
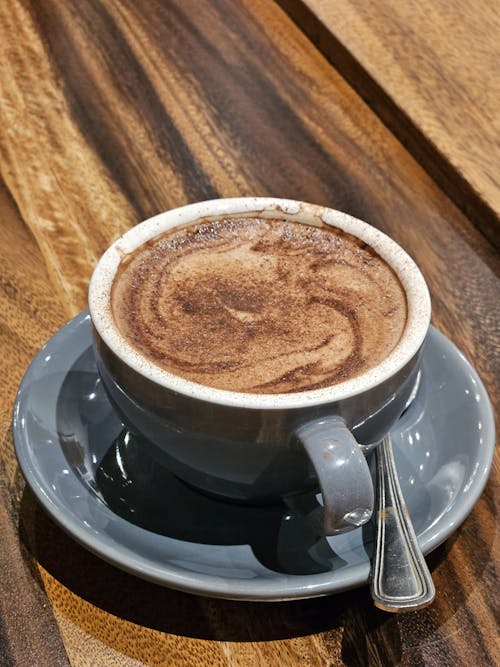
xmin=88 ymin=197 xmax=431 ymax=409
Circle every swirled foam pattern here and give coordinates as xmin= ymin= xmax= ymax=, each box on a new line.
xmin=111 ymin=217 xmax=407 ymax=393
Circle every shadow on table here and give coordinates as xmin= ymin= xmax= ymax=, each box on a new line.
xmin=19 ymin=475 xmax=499 ymax=665
xmin=19 ymin=481 xmax=491 ymax=666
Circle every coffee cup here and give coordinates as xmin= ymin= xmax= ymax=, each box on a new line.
xmin=88 ymin=198 xmax=431 ymax=535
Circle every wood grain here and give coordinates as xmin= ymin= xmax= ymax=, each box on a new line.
xmin=279 ymin=0 xmax=500 ymax=248
xmin=0 ymin=179 xmax=69 ymax=666
xmin=0 ymin=0 xmax=498 ymax=665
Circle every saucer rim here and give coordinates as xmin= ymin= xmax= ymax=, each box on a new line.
xmin=12 ymin=312 xmax=496 ymax=601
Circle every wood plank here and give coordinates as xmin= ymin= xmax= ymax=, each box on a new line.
xmin=0 ymin=0 xmax=498 ymax=665
xmin=0 ymin=179 xmax=70 ymax=666
xmin=279 ymin=0 xmax=500 ymax=248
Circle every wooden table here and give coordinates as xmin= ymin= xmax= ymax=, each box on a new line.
xmin=0 ymin=1 xmax=498 ymax=665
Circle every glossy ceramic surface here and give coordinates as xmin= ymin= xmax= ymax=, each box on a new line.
xmin=13 ymin=312 xmax=495 ymax=601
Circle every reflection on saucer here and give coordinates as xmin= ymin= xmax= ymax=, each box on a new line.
xmin=55 ymin=350 xmax=345 ymax=575
xmin=94 ymin=429 xmax=347 ymax=575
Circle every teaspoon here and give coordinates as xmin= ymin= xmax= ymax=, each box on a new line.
xmin=370 ymin=432 xmax=436 ymax=611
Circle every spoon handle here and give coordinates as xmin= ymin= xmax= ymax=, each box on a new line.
xmin=371 ymin=435 xmax=435 ymax=612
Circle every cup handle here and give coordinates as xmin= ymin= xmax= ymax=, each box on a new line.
xmin=294 ymin=416 xmax=374 ymax=535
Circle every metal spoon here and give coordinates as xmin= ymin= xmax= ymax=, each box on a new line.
xmin=370 ymin=386 xmax=436 ymax=612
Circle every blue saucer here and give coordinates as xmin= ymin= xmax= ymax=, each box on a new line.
xmin=12 ymin=312 xmax=495 ymax=600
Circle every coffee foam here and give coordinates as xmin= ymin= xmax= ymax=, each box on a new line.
xmin=111 ymin=217 xmax=408 ymax=393
xmin=89 ymin=198 xmax=431 ymax=409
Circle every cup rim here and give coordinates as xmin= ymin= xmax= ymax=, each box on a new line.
xmin=88 ymin=197 xmax=431 ymax=409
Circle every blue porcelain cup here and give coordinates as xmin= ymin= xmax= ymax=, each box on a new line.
xmin=89 ymin=198 xmax=431 ymax=535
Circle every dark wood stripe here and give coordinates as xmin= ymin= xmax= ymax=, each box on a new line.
xmin=29 ymin=0 xmax=219 ymax=220
xmin=0 ymin=612 xmax=15 ymax=667
xmin=0 ymin=461 xmax=70 ymax=667
xmin=278 ymin=0 xmax=500 ymax=251
xmin=445 ymin=496 xmax=499 ymax=663
xmin=131 ymin=0 xmax=372 ymax=222
xmin=0 ymin=178 xmax=70 ymax=667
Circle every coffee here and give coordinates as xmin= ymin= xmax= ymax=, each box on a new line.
xmin=111 ymin=216 xmax=407 ymax=393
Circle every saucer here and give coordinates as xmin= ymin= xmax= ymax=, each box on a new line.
xmin=13 ymin=312 xmax=495 ymax=601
